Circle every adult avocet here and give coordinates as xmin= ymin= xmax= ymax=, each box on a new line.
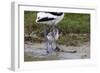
xmin=36 ymin=12 xmax=64 ymax=26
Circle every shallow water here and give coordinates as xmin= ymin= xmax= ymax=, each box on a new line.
xmin=24 ymin=42 xmax=90 ymax=61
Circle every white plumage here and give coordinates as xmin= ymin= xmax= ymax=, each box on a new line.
xmin=36 ymin=12 xmax=64 ymax=25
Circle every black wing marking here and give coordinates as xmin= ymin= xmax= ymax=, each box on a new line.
xmin=38 ymin=17 xmax=55 ymax=22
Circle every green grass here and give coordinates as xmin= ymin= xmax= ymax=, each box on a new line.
xmin=58 ymin=13 xmax=90 ymax=33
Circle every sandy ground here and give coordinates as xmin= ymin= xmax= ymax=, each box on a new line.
xmin=24 ymin=42 xmax=90 ymax=61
